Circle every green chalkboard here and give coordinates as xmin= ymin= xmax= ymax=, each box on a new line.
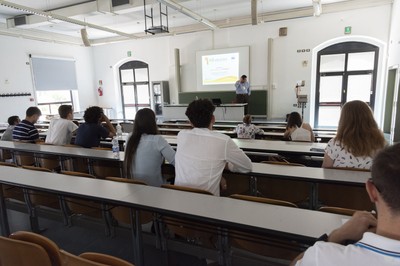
xmin=178 ymin=90 xmax=267 ymax=115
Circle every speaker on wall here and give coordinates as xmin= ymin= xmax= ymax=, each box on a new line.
xmin=80 ymin=28 xmax=91 ymax=47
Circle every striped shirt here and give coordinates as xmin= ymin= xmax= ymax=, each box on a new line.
xmin=12 ymin=120 xmax=39 ymax=143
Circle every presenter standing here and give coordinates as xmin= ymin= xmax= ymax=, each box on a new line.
xmin=235 ymin=74 xmax=250 ymax=114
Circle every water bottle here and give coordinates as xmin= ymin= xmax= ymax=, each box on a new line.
xmin=116 ymin=123 xmax=122 ymax=138
xmin=112 ymin=136 xmax=120 ymax=159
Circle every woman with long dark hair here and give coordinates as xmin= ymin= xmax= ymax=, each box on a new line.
xmin=123 ymin=108 xmax=175 ymax=186
xmin=284 ymin=112 xmax=315 ymax=142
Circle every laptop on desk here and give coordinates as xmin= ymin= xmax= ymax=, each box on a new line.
xmin=211 ymin=98 xmax=222 ymax=106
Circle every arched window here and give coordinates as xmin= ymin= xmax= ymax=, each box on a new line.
xmin=314 ymin=41 xmax=379 ymax=128
xmin=119 ymin=61 xmax=151 ymax=119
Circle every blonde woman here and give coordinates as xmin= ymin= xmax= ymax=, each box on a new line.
xmin=322 ymin=100 xmax=386 ymax=169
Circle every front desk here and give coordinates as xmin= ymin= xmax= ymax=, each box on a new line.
xmin=163 ymin=103 xmax=247 ymax=121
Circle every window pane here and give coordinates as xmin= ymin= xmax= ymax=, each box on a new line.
xmin=137 ymin=85 xmax=150 ymax=104
xmin=319 ymin=76 xmax=342 ymax=102
xmin=122 ymin=85 xmax=135 ymax=104
xmin=347 ymin=74 xmax=372 ymax=102
xmin=320 ymin=54 xmax=345 ymax=72
xmin=121 ymin=69 xmax=134 ymax=83
xmin=36 ymin=90 xmax=71 ymax=103
xmin=347 ymin=52 xmax=375 ymax=71
xmin=318 ymin=106 xmax=341 ymax=127
xmin=38 ymin=105 xmax=50 ymax=116
xmin=124 ymin=107 xmax=136 ymax=120
xmin=135 ymin=68 xmax=148 ymax=82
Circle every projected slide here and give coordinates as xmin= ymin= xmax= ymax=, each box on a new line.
xmin=201 ymin=53 xmax=239 ymax=85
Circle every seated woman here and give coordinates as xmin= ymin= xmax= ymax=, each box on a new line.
xmin=322 ymin=100 xmax=386 ymax=170
xmin=284 ymin=112 xmax=315 ymax=142
xmin=234 ymin=114 xmax=264 ymax=139
xmin=123 ymin=108 xmax=175 ymax=186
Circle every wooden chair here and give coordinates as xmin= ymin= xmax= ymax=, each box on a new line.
xmin=0 ymin=148 xmax=12 ymax=162
xmin=9 ymin=231 xmax=62 ymax=266
xmin=256 ymin=161 xmax=310 ymax=207
xmin=60 ymin=171 xmax=111 ymax=236
xmin=63 ymin=144 xmax=89 ymax=173
xmin=105 ymin=177 xmax=154 ymax=237
xmin=21 ymin=166 xmax=67 ymax=231
xmin=36 ymin=143 xmax=61 ymax=172
xmin=9 ymin=231 xmax=111 ymax=266
xmin=0 ymin=235 xmax=52 ymax=266
xmin=318 ymin=167 xmax=373 ymax=210
xmin=120 ymin=122 xmax=134 ymax=133
xmin=91 ymin=147 xmax=122 ymax=178
xmin=318 ymin=206 xmax=358 ymax=216
xmin=80 ymin=252 xmax=134 ymax=266
xmin=0 ymin=161 xmax=25 ymax=202
xmin=160 ymin=184 xmax=217 ymax=248
xmin=230 ymin=194 xmax=298 ymax=208
xmin=12 ymin=148 xmax=36 ymax=167
xmin=228 ymin=194 xmax=305 ymax=260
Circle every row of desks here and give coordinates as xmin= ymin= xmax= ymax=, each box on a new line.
xmin=0 ymin=166 xmax=351 ymax=265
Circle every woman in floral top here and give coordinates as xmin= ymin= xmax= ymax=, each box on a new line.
xmin=234 ymin=114 xmax=264 ymax=139
xmin=322 ymin=100 xmax=386 ymax=170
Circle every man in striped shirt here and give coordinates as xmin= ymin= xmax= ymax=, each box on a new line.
xmin=12 ymin=106 xmax=42 ymax=143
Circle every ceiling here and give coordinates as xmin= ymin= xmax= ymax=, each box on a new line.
xmin=0 ymin=0 xmax=390 ymax=46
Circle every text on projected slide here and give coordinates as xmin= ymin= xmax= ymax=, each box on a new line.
xmin=202 ymin=53 xmax=239 ymax=85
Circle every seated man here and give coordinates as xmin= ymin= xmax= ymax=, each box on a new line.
xmin=292 ymin=143 xmax=400 ymax=266
xmin=12 ymin=107 xmax=41 ymax=143
xmin=45 ymin=105 xmax=78 ymax=145
xmin=1 ymin=115 xmax=20 ymax=141
xmin=175 ymin=99 xmax=252 ymax=196
xmin=74 ymin=106 xmax=116 ymax=148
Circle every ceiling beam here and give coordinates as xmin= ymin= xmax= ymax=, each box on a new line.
xmin=251 ymin=0 xmax=257 ymax=25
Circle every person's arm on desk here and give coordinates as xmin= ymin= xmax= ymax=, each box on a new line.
xmin=291 ymin=211 xmax=377 ymax=266
xmin=225 ymin=138 xmax=252 ymax=173
xmin=101 ymin=114 xmax=116 ymax=138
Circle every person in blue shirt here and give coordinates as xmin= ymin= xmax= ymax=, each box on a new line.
xmin=235 ymin=74 xmax=250 ymax=114
xmin=74 ymin=106 xmax=116 ymax=148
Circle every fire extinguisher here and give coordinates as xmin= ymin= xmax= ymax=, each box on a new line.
xmin=98 ymin=80 xmax=103 ymax=96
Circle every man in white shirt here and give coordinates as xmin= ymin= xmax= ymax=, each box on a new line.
xmin=45 ymin=105 xmax=78 ymax=145
xmin=175 ymin=99 xmax=252 ymax=196
xmin=292 ymin=143 xmax=400 ymax=266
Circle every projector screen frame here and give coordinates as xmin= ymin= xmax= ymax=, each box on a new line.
xmin=196 ymin=46 xmax=250 ymax=91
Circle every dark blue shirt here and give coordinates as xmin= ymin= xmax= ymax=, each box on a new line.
xmin=74 ymin=123 xmax=109 ymax=148
xmin=12 ymin=120 xmax=39 ymax=143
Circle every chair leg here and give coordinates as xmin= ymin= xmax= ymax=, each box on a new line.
xmin=101 ymin=203 xmax=111 ymax=237
xmin=58 ymin=195 xmax=70 ymax=226
xmin=23 ymin=189 xmax=43 ymax=233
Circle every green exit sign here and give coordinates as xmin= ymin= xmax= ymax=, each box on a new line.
xmin=344 ymin=26 xmax=352 ymax=34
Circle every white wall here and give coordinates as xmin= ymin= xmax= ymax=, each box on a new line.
xmin=92 ymin=4 xmax=392 ymax=123
xmin=388 ymin=0 xmax=400 ymax=67
xmin=0 ymin=35 xmax=96 ymax=122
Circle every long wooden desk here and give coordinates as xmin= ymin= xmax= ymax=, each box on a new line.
xmin=0 ymin=166 xmax=350 ymax=265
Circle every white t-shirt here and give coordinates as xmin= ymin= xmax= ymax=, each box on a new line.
xmin=45 ymin=118 xmax=78 ymax=145
xmin=296 ymin=232 xmax=400 ymax=266
xmin=175 ymin=128 xmax=252 ymax=196
xmin=291 ymin=126 xmax=312 ymax=142
xmin=325 ymin=138 xmax=373 ymax=169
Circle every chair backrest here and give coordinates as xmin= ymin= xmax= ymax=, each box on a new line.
xmin=120 ymin=122 xmax=134 ymax=133
xmin=161 ymin=184 xmax=213 ymax=195
xmin=0 ymin=161 xmax=17 ymax=167
xmin=60 ymin=250 xmax=106 ymax=266
xmin=105 ymin=176 xmax=148 ymax=185
xmin=318 ymin=206 xmax=358 ymax=216
xmin=61 ymin=170 xmax=96 ymax=179
xmin=261 ymin=161 xmax=305 ymax=167
xmin=9 ymin=231 xmax=62 ymax=266
xmin=80 ymin=252 xmax=134 ymax=266
xmin=0 ymin=236 xmax=53 ymax=266
xmin=22 ymin=165 xmax=52 ymax=172
xmin=230 ymin=194 xmax=298 ymax=208
xmin=326 ymin=166 xmax=371 ymax=172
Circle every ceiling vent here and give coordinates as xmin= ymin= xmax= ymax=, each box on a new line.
xmin=111 ymin=0 xmax=131 ymax=7
xmin=14 ymin=15 xmax=28 ymax=26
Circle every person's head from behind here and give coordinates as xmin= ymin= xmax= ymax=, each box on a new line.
xmin=26 ymin=107 xmax=42 ymax=123
xmin=133 ymin=108 xmax=158 ymax=136
xmin=286 ymin=112 xmax=302 ymax=129
xmin=240 ymin=75 xmax=247 ymax=83
xmin=83 ymin=106 xmax=103 ymax=124
xmin=243 ymin=114 xmax=252 ymax=125
xmin=336 ymin=100 xmax=384 ymax=156
xmin=369 ymin=144 xmax=400 ymax=216
xmin=58 ymin=105 xmax=74 ymax=120
xmin=7 ymin=116 xmax=20 ymax=126
xmin=185 ymin=99 xmax=215 ymax=128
